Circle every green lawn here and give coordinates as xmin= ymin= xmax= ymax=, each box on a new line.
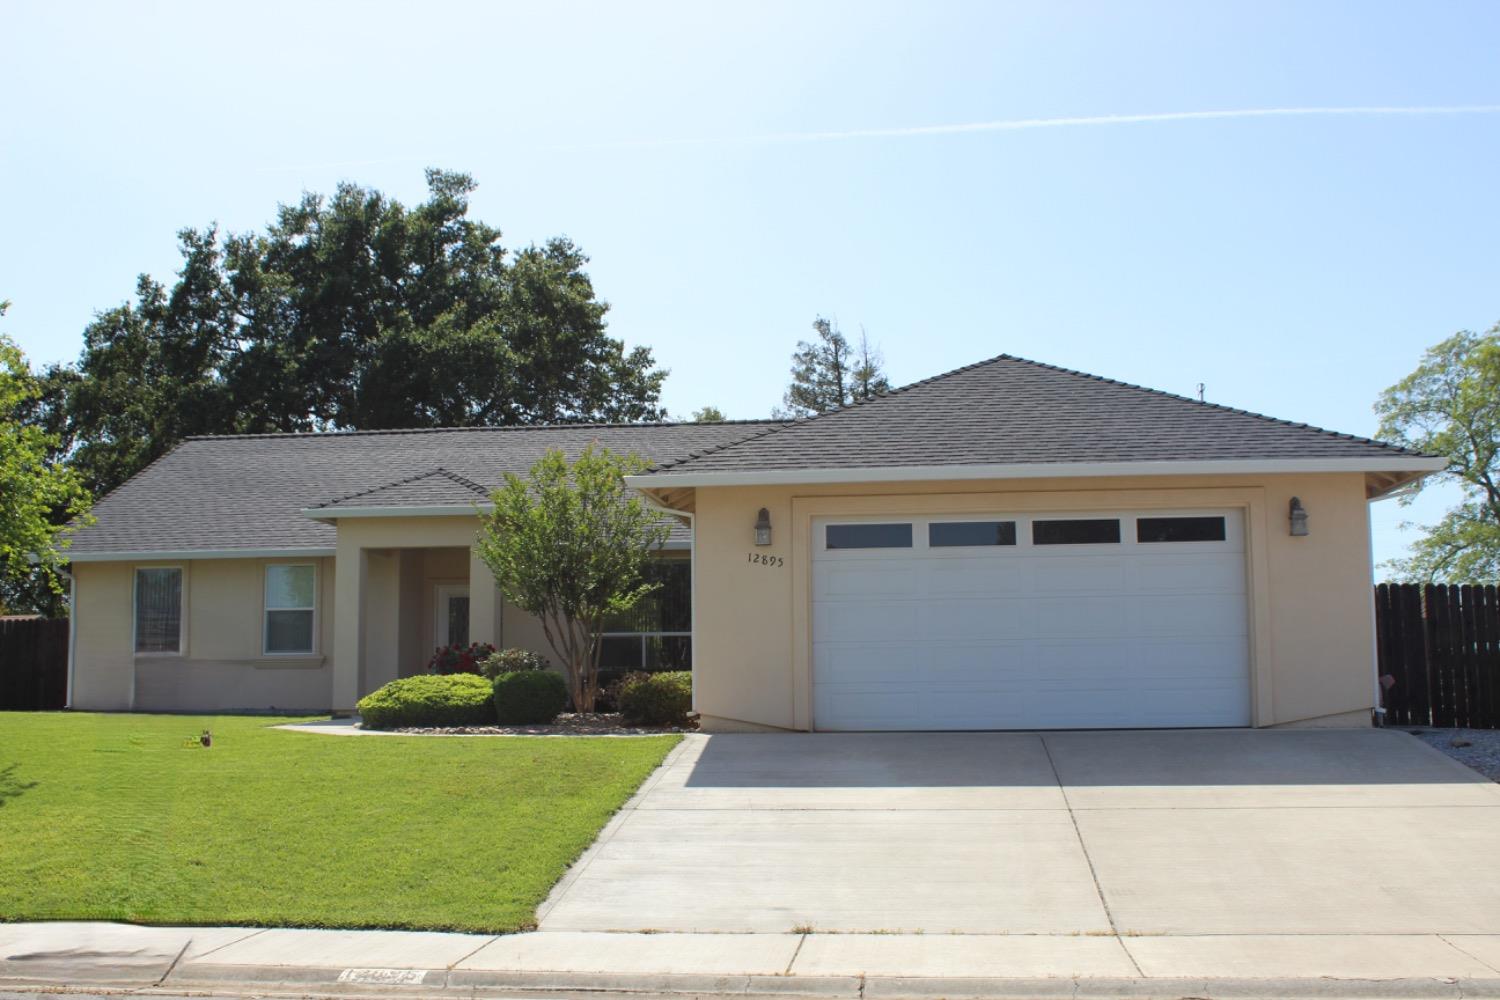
xmin=0 ymin=713 xmax=678 ymax=933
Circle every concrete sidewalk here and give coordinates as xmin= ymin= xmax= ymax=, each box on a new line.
xmin=5 ymin=922 xmax=1500 ymax=998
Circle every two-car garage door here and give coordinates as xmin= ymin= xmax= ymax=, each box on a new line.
xmin=811 ymin=510 xmax=1250 ymax=731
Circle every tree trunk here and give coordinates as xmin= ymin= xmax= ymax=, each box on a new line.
xmin=538 ymin=612 xmax=606 ymax=714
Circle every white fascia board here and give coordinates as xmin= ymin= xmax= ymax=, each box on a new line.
xmin=69 ymin=547 xmax=337 ymax=563
xmin=302 ymin=504 xmax=492 ymax=521
xmin=625 ymin=456 xmax=1449 ymax=489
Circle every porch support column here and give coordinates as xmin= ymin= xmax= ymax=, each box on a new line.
xmin=332 ymin=544 xmax=368 ymax=714
xmin=469 ymin=549 xmax=502 ymax=649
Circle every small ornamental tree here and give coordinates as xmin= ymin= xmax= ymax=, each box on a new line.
xmin=476 ymin=446 xmax=671 ymax=712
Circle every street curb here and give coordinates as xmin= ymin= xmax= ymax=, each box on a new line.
xmin=144 ymin=964 xmax=1500 ymax=1000
xmin=0 ymin=960 xmax=169 ymax=986
xmin=169 ymin=963 xmax=861 ymax=995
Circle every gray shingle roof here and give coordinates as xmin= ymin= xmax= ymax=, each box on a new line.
xmin=645 ymin=354 xmax=1425 ymax=476
xmin=69 ymin=422 xmax=770 ymax=557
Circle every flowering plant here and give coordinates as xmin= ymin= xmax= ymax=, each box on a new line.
xmin=426 ymin=642 xmax=498 ymax=675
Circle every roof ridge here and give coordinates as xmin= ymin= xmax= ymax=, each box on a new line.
xmin=184 ymin=418 xmax=781 ymax=442
xmin=312 ymin=466 xmax=490 ymax=510
xmin=993 ymin=353 xmax=1417 ymax=455
xmin=429 ymin=467 xmax=491 ymax=496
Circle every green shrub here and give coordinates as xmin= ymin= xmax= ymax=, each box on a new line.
xmin=493 ymin=670 xmax=569 ymax=724
xmin=357 ymin=674 xmax=496 ymax=729
xmin=617 ymin=671 xmax=693 ymax=726
xmin=598 ymin=670 xmax=646 ymax=713
xmin=478 ymin=647 xmax=549 ymax=680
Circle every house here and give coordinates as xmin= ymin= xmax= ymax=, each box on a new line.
xmin=66 ymin=354 xmax=1443 ymax=731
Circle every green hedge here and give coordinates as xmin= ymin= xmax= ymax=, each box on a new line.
xmin=478 ymin=647 xmax=549 ymax=680
xmin=493 ymin=670 xmax=568 ymax=724
xmin=617 ymin=671 xmax=692 ymax=726
xmin=357 ymin=674 xmax=496 ymax=729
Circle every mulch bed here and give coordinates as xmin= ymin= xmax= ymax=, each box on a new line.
xmin=387 ymin=712 xmax=697 ymax=736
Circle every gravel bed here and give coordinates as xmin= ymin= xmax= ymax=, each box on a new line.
xmin=386 ymin=712 xmax=696 ymax=736
xmin=1407 ymin=727 xmax=1500 ymax=782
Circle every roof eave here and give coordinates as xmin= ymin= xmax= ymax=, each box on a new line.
xmin=626 ymin=455 xmax=1449 ymax=490
xmin=69 ymin=546 xmax=337 ymax=563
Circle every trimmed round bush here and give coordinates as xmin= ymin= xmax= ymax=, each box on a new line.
xmin=478 ymin=647 xmax=549 ymax=680
xmin=617 ymin=671 xmax=693 ymax=726
xmin=492 ymin=670 xmax=568 ymax=724
xmin=357 ymin=674 xmax=496 ymax=729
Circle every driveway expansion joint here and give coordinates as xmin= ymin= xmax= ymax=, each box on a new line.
xmin=1038 ymin=733 xmax=1143 ymax=977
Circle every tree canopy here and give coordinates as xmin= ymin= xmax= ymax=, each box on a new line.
xmin=777 ymin=317 xmax=890 ymax=417
xmin=690 ymin=405 xmax=726 ymax=423
xmin=42 ymin=170 xmax=667 ymax=497
xmin=1376 ymin=324 xmax=1500 ymax=582
xmin=475 ymin=446 xmax=671 ymax=712
xmin=0 ymin=302 xmax=91 ymax=614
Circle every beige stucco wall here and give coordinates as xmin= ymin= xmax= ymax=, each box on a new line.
xmin=68 ymin=514 xmax=567 ymax=713
xmin=690 ymin=472 xmax=1379 ymax=731
xmin=71 ymin=472 xmax=1378 ymax=725
xmin=71 ymin=556 xmax=336 ymax=713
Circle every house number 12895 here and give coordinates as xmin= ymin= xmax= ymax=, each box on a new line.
xmin=747 ymin=552 xmax=784 ymax=567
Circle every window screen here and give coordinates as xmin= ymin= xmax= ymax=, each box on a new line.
xmin=1032 ymin=519 xmax=1121 ymax=545
xmin=135 ymin=568 xmax=182 ymax=653
xmin=265 ymin=564 xmax=316 ymax=654
xmin=825 ymin=523 xmax=913 ymax=549
xmin=1137 ymin=516 xmax=1227 ymax=543
xmin=929 ymin=521 xmax=1017 ymax=547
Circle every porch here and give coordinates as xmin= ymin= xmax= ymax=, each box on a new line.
xmin=329 ymin=516 xmax=514 ymax=712
xmin=328 ymin=514 xmax=693 ymax=712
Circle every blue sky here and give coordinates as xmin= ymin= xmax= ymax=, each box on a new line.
xmin=3 ymin=1 xmax=1497 ymax=570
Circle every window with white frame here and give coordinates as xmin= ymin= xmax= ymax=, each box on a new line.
xmin=264 ymin=564 xmax=316 ymax=654
xmin=134 ymin=567 xmax=183 ymax=654
xmin=600 ymin=558 xmax=691 ymax=672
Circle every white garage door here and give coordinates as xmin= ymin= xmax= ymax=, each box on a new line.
xmin=812 ymin=510 xmax=1250 ymax=731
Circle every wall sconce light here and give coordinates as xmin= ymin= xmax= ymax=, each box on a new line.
xmin=754 ymin=508 xmax=772 ymax=546
xmin=1289 ymin=497 xmax=1309 ymax=537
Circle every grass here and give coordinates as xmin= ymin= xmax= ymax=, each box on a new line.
xmin=0 ymin=713 xmax=678 ymax=933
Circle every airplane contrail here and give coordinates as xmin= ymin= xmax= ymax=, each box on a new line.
xmin=560 ymin=104 xmax=1500 ymax=150
xmin=260 ymin=104 xmax=1500 ymax=170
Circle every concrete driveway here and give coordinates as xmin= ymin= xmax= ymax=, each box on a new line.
xmin=538 ymin=729 xmax=1500 ymax=935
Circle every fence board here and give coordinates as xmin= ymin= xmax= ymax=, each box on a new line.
xmin=1486 ymin=587 xmax=1500 ymax=726
xmin=1377 ymin=584 xmax=1500 ymax=729
xmin=0 ymin=618 xmax=68 ymax=711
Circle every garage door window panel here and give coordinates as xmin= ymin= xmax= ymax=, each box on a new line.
xmin=929 ymin=521 xmax=1017 ymax=547
xmin=825 ymin=523 xmax=913 ymax=550
xmin=1137 ymin=516 xmax=1227 ymax=543
xmin=1032 ymin=519 xmax=1121 ymax=545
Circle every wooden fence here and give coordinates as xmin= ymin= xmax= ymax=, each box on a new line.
xmin=0 ymin=618 xmax=68 ymax=711
xmin=1376 ymin=584 xmax=1500 ymax=729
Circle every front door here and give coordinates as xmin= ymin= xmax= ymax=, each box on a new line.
xmin=435 ymin=584 xmax=471 ymax=648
